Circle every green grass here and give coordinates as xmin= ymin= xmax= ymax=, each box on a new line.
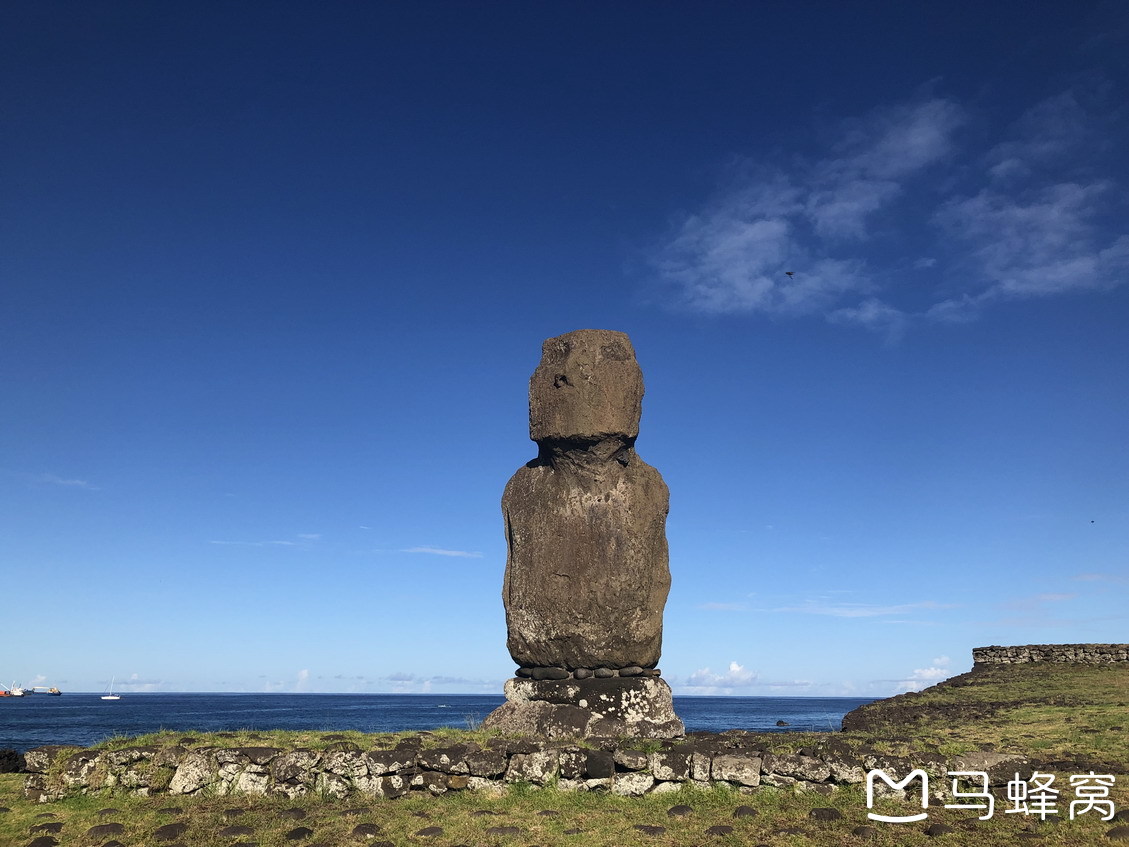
xmin=843 ymin=662 xmax=1129 ymax=763
xmin=3 ymin=770 xmax=1125 ymax=846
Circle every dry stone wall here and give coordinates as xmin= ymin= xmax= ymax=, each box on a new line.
xmin=972 ymin=644 xmax=1129 ymax=665
xmin=18 ymin=734 xmax=1025 ymax=804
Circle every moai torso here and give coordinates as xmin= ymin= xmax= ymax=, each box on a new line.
xmin=501 ymin=329 xmax=671 ymax=671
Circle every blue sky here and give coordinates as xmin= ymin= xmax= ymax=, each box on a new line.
xmin=3 ymin=2 xmax=1126 ymax=698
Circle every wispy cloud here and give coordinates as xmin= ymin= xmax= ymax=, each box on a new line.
xmin=400 ymin=546 xmax=484 ymax=559
xmin=379 ymin=671 xmax=499 ymax=694
xmin=40 ymin=473 xmax=98 ymax=490
xmin=1074 ymin=572 xmax=1129 ymax=585
xmin=652 ymin=97 xmax=963 ymax=321
xmin=696 ymin=601 xmax=748 ymax=612
xmin=979 ymin=591 xmax=1097 ymax=628
xmin=770 ymin=599 xmax=956 ymax=618
xmin=651 ymin=84 xmax=1127 ymax=333
xmin=209 ymin=539 xmax=297 ymax=547
xmin=209 ymin=533 xmax=320 ymax=548
xmin=1004 ymin=593 xmax=1076 ymax=609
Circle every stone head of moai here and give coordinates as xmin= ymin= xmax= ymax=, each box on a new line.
xmin=528 ymin=330 xmax=643 ymax=444
xmin=502 ymin=328 xmax=672 ymax=674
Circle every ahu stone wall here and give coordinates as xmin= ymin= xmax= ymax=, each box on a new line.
xmin=972 ymin=643 xmax=1129 ymax=665
xmin=19 ymin=733 xmax=1024 ymax=804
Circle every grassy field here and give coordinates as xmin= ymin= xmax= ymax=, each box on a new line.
xmin=2 ymin=663 xmax=1126 ymax=847
xmin=842 ymin=662 xmax=1129 ymax=764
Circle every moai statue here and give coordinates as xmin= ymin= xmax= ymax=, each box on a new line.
xmin=482 ymin=329 xmax=684 ymax=739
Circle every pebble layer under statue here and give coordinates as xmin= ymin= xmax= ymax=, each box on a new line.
xmin=483 ymin=329 xmax=684 ymax=739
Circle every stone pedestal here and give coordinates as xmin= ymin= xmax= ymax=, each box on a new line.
xmin=482 ymin=677 xmax=684 ymax=740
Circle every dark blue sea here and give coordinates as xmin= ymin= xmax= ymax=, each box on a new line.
xmin=0 ymin=694 xmax=877 ymax=752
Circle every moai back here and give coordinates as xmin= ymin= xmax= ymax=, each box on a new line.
xmin=501 ymin=329 xmax=672 ymax=672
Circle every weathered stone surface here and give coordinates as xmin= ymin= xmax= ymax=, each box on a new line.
xmin=711 ymin=754 xmax=761 ymax=786
xmin=168 ymin=752 xmax=215 ymax=795
xmin=650 ymin=750 xmax=691 ymax=781
xmin=528 ymin=329 xmax=643 ymax=442
xmin=271 ymin=750 xmax=321 ymax=785
xmin=482 ymin=677 xmax=684 ymax=739
xmin=364 ymin=749 xmax=414 ymax=775
xmin=465 ymin=749 xmax=508 ymax=778
xmin=612 ymin=772 xmax=654 ymax=796
xmin=501 ymin=329 xmax=671 ymax=672
xmin=505 ymin=751 xmax=559 ymax=784
xmin=762 ymin=753 xmax=831 ymax=782
xmin=584 ymin=751 xmax=615 ymax=779
xmin=23 ymin=747 xmax=81 ymax=774
xmin=480 ymin=700 xmax=594 ymax=740
xmin=973 ymin=643 xmax=1129 ymax=665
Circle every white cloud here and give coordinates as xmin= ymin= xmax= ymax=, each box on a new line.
xmin=929 ymin=86 xmax=1129 ymax=318
xmin=400 ymin=546 xmax=484 ymax=559
xmin=684 ymin=661 xmax=758 ymax=693
xmin=875 ymin=659 xmax=956 ymax=693
xmin=697 ymin=601 xmax=747 ymax=611
xmin=652 ymin=98 xmax=963 ymax=319
xmin=651 ymin=85 xmax=1127 ymax=332
xmin=899 ymin=664 xmax=950 ymax=692
xmin=934 ymin=182 xmax=1128 ymax=305
xmin=806 ymin=98 xmax=965 ymax=239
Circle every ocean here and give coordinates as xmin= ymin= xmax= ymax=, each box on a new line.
xmin=0 ymin=693 xmax=877 ymax=752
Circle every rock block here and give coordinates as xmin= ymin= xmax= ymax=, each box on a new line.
xmin=482 ymin=677 xmax=684 ymax=739
xmin=528 ymin=329 xmax=643 ymax=442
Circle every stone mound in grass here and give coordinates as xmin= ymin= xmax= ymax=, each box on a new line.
xmin=219 ymin=825 xmax=256 ymax=837
xmin=153 ymin=822 xmax=188 ymax=840
xmin=351 ymin=823 xmax=383 ymax=839
xmin=85 ymin=823 xmax=126 ymax=838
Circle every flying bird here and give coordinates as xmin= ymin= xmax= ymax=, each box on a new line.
xmin=785 ymin=271 xmax=795 ymax=279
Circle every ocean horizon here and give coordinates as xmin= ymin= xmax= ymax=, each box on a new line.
xmin=0 ymin=692 xmax=878 ymax=752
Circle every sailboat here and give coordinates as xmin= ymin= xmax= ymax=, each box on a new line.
xmin=101 ymin=677 xmax=121 ymax=701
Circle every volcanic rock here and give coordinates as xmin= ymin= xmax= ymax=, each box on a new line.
xmin=502 ymin=329 xmax=671 ymax=671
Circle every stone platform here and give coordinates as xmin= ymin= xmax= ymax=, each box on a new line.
xmin=481 ymin=676 xmax=684 ymax=739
